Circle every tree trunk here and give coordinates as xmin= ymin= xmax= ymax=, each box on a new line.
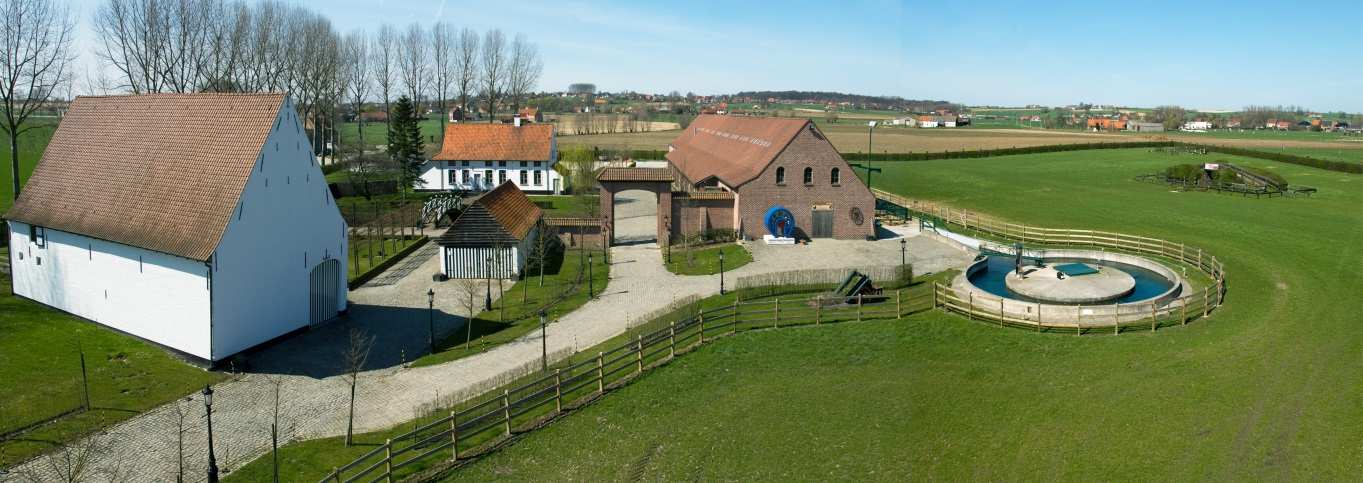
xmin=345 ymin=381 xmax=357 ymax=446
xmin=9 ymin=134 xmax=19 ymax=201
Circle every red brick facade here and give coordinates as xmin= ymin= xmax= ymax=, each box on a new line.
xmin=734 ymin=126 xmax=875 ymax=240
xmin=669 ymin=196 xmax=736 ymax=238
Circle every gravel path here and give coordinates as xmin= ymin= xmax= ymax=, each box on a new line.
xmin=6 ymin=212 xmax=971 ymax=482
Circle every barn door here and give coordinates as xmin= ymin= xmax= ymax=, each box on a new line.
xmin=309 ymin=258 xmax=341 ymax=326
xmin=811 ymin=208 xmax=833 ymax=238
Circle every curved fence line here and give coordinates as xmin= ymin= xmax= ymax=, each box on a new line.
xmin=874 ymin=189 xmax=1227 ymax=333
xmin=321 ymin=285 xmax=936 ymax=483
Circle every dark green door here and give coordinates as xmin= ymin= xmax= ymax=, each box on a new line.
xmin=811 ymin=208 xmax=833 ymax=238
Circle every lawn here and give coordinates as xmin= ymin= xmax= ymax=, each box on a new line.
xmin=420 ymin=147 xmax=1363 ymax=480
xmin=412 ymin=246 xmax=610 ymax=367
xmin=664 ymin=243 xmax=751 ymax=275
xmin=528 ymin=194 xmax=599 ymax=217
xmin=0 ymin=119 xmax=58 ymax=213
xmin=347 ymin=234 xmax=425 ymax=282
xmin=0 ymin=275 xmax=222 ymax=469
xmin=337 ymin=118 xmax=444 ymax=148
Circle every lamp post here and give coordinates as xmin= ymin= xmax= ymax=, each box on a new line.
xmin=484 ymin=256 xmax=493 ymax=311
xmin=900 ymin=238 xmax=907 ymax=268
xmin=718 ymin=249 xmax=726 ymax=295
xmin=203 ymin=385 xmax=219 ymax=483
xmin=866 ymin=121 xmax=878 ymax=191
xmin=539 ymin=310 xmax=548 ymax=371
xmin=427 ymin=288 xmax=436 ymax=354
xmin=587 ymin=253 xmax=594 ymax=298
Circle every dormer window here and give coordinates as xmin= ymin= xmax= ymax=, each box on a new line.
xmin=775 ymin=167 xmax=786 ymax=185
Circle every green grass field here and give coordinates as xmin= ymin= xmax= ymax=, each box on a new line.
xmin=0 ymin=276 xmax=222 ymax=469
xmin=422 ymin=147 xmax=1363 ymax=480
xmin=664 ymin=243 xmax=751 ymax=275
xmin=528 ymin=195 xmax=599 ymax=217
xmin=0 ymin=119 xmax=58 ymax=213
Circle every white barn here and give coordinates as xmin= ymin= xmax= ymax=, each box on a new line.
xmin=4 ymin=93 xmax=347 ymax=364
xmin=437 ymin=181 xmax=543 ymax=279
xmin=416 ymin=121 xmax=561 ymax=194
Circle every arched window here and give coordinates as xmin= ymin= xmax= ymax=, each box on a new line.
xmin=831 ymin=167 xmax=841 ymax=185
xmin=775 ymin=167 xmax=786 ymax=185
xmin=803 ymin=167 xmax=813 ymax=185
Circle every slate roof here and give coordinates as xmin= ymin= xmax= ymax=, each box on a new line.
xmin=432 ymin=123 xmax=554 ymax=161
xmin=665 ymin=115 xmax=811 ymax=188
xmin=436 ymin=181 xmax=543 ymax=247
xmin=3 ymin=93 xmax=286 ymax=261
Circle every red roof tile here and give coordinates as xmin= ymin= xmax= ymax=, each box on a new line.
xmin=432 ymin=123 xmax=554 ymax=161
xmin=665 ymin=115 xmax=810 ymax=187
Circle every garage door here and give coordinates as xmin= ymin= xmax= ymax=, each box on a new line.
xmin=309 ymin=258 xmax=341 ymax=326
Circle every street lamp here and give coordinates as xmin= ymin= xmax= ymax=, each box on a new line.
xmin=203 ymin=385 xmax=218 ymax=483
xmin=427 ymin=288 xmax=436 ymax=354
xmin=539 ymin=310 xmax=548 ymax=371
xmin=900 ymin=238 xmax=907 ymax=268
xmin=587 ymin=253 xmax=594 ymax=298
xmin=866 ymin=121 xmax=878 ymax=190
xmin=484 ymin=256 xmax=493 ymax=311
xmin=718 ymin=249 xmax=726 ymax=295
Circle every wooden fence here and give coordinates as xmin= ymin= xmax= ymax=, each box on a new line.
xmin=319 ymin=288 xmax=935 ymax=483
xmin=874 ymin=189 xmax=1228 ymax=333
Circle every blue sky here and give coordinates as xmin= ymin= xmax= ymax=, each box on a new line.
xmin=67 ymin=0 xmax=1363 ymax=111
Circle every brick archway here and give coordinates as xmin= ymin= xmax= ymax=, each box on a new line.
xmin=597 ymin=168 xmax=674 ymax=246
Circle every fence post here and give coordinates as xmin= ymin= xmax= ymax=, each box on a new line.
xmin=1113 ymin=305 xmax=1119 ymax=335
xmin=815 ymin=295 xmax=822 ymax=325
xmin=383 ymin=439 xmax=393 ymax=483
xmin=932 ymin=283 xmax=938 ymax=309
xmin=895 ymin=289 xmax=902 ymax=319
xmin=1150 ymin=303 xmax=1157 ymax=332
xmin=1202 ymin=287 xmax=1209 ymax=317
xmin=636 ymin=335 xmax=643 ymax=373
xmin=502 ymin=390 xmax=512 ymax=436
xmin=699 ymin=312 xmax=706 ymax=344
xmin=596 ymin=352 xmax=604 ymax=392
xmin=999 ymin=298 xmax=1004 ymax=328
xmin=857 ymin=294 xmax=863 ymax=322
xmin=1036 ymin=303 xmax=1042 ymax=332
xmin=441 ymin=410 xmax=459 ymax=464
xmin=733 ymin=299 xmax=741 ymax=327
xmin=554 ymin=369 xmax=563 ymax=413
xmin=1181 ymin=297 xmax=1188 ymax=325
xmin=773 ymin=298 xmax=780 ymax=328
xmin=669 ymin=322 xmax=676 ymax=357
xmin=967 ymin=292 xmax=974 ymax=321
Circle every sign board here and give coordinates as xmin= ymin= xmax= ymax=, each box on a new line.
xmin=1204 ymin=163 xmax=1220 ymax=170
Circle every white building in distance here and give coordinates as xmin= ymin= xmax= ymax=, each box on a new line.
xmin=416 ymin=121 xmax=561 ymax=194
xmin=4 ymin=93 xmax=347 ymax=364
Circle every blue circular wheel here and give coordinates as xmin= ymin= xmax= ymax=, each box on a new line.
xmin=764 ymin=205 xmax=796 ymax=238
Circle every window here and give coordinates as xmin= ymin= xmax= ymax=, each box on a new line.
xmin=29 ymin=225 xmax=45 ymax=248
xmin=485 ymin=161 xmax=493 ymax=167
xmin=519 ymin=161 xmax=527 ymax=167
xmin=534 ymin=170 xmax=542 ymax=186
xmin=498 ymin=170 xmax=507 ymax=184
xmin=775 ymin=167 xmax=786 ymax=185
xmin=483 ymin=169 xmax=493 ymax=187
xmin=462 ymin=169 xmax=471 ymax=184
xmin=498 ymin=161 xmax=507 ymax=167
xmin=520 ymin=170 xmax=529 ymax=186
xmin=533 ymin=161 xmax=542 ymax=167
xmin=462 ymin=161 xmax=470 ymax=167
xmin=448 ymin=170 xmax=458 ymax=185
xmin=831 ymin=167 xmax=841 ymax=185
xmin=803 ymin=167 xmax=813 ymax=185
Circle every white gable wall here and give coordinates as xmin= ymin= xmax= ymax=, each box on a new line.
xmin=210 ymin=99 xmax=348 ymax=361
xmin=7 ymin=220 xmax=212 ymax=359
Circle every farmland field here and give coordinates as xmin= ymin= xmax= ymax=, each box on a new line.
xmin=431 ymin=148 xmax=1363 ymax=481
xmin=0 ymin=119 xmax=58 ymax=213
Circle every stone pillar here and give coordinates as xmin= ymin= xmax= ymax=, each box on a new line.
xmin=657 ymin=188 xmax=672 ymax=247
xmin=599 ymin=187 xmax=614 ymax=246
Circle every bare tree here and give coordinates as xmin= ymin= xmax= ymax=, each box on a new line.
xmin=479 ymin=29 xmax=507 ymax=123
xmin=505 ymin=33 xmax=542 ymax=114
xmin=429 ymin=22 xmax=455 ymax=139
xmin=340 ymin=29 xmax=371 ymax=154
xmin=165 ymin=398 xmax=190 ymax=482
xmin=1 ymin=0 xmax=73 ymax=202
xmin=398 ymin=23 xmax=427 ymax=115
xmin=452 ymin=27 xmax=479 ymax=121
xmin=454 ymin=278 xmax=481 ymax=350
xmin=372 ymin=23 xmax=397 ymax=121
xmin=17 ymin=431 xmax=124 ymax=483
xmin=341 ymin=328 xmax=374 ymax=447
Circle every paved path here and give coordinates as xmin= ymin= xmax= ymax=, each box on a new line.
xmin=365 ymin=241 xmax=439 ymax=287
xmin=6 ymin=217 xmax=970 ymax=482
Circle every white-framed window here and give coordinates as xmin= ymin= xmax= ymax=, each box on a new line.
xmin=30 ymin=225 xmax=45 ymax=248
xmin=448 ymin=170 xmax=458 ymax=184
xmin=519 ymin=170 xmax=529 ymax=186
xmin=462 ymin=169 xmax=471 ymax=184
xmin=534 ymin=170 xmax=542 ymax=186
xmin=498 ymin=170 xmax=507 ymax=184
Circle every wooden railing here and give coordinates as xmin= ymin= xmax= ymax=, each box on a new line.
xmin=875 ymin=189 xmax=1227 ymax=333
xmin=320 ymin=288 xmax=935 ymax=483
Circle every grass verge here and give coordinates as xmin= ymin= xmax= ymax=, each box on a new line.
xmin=664 ymin=243 xmax=752 ymax=275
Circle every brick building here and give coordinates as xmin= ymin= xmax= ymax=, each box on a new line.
xmin=664 ymin=115 xmax=875 ymax=241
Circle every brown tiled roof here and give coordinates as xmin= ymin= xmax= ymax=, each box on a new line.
xmin=543 ymin=216 xmax=602 ymax=227
xmin=676 ymin=190 xmax=734 ymax=200
xmin=432 ymin=123 xmax=554 ymax=161
xmin=665 ymin=115 xmax=809 ymax=188
xmin=596 ymin=167 xmax=673 ymax=182
xmin=436 ymin=181 xmax=542 ymax=247
xmin=4 ymin=93 xmax=286 ymax=261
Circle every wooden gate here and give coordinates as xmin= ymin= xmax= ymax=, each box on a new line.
xmin=811 ymin=208 xmax=833 ymax=238
xmin=309 ymin=258 xmax=341 ymax=326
